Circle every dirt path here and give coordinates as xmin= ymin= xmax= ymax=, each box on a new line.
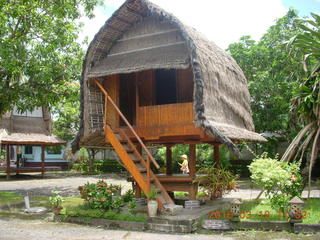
xmin=0 ymin=218 xmax=234 ymax=240
xmin=0 ymin=173 xmax=132 ymax=196
xmin=0 ymin=173 xmax=319 ymax=199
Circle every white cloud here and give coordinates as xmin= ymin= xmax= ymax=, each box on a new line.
xmin=80 ymin=0 xmax=287 ymax=49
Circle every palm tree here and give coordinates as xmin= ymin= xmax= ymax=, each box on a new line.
xmin=282 ymin=13 xmax=320 ymax=198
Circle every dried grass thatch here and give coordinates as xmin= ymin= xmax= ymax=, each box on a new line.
xmin=73 ymin=0 xmax=265 ymax=154
xmin=0 ymin=108 xmax=65 ymax=146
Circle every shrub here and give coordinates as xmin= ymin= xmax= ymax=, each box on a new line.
xmin=248 ymin=153 xmax=303 ymax=211
xmin=194 ymin=167 xmax=238 ymax=199
xmin=78 ymin=180 xmax=123 ymax=211
xmin=122 ymin=189 xmax=134 ymax=203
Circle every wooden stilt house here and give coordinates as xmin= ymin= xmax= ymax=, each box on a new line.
xmin=0 ymin=107 xmax=66 ymax=179
xmin=73 ymin=0 xmax=266 ymax=206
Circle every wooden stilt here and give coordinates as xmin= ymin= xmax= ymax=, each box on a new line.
xmin=16 ymin=145 xmax=20 ymax=176
xmin=213 ymin=145 xmax=221 ymax=168
xmin=166 ymin=145 xmax=173 ymax=175
xmin=135 ymin=182 xmax=142 ymax=198
xmin=189 ymin=144 xmax=196 ymax=178
xmin=189 ymin=144 xmax=197 ymax=200
xmin=41 ymin=146 xmax=45 ymax=177
xmin=6 ymin=145 xmax=10 ymax=180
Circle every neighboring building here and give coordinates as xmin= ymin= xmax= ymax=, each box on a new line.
xmin=0 ymin=106 xmax=66 ymax=178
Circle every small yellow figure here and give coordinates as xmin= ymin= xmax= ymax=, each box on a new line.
xmin=179 ymin=154 xmax=189 ymax=174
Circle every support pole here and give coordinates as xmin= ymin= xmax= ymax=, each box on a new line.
xmin=41 ymin=146 xmax=45 ymax=178
xmin=189 ymin=144 xmax=197 ymax=200
xmin=213 ymin=145 xmax=221 ymax=168
xmin=189 ymin=144 xmax=196 ymax=178
xmin=166 ymin=145 xmax=173 ymax=175
xmin=6 ymin=145 xmax=10 ymax=180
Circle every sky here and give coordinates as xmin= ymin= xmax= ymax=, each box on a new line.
xmin=80 ymin=0 xmax=320 ymax=49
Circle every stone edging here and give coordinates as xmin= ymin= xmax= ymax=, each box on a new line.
xmin=202 ymin=220 xmax=320 ymax=233
xmin=55 ymin=215 xmax=198 ymax=233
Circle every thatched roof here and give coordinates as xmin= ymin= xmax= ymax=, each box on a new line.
xmin=74 ymin=0 xmax=266 ymax=155
xmin=0 ymin=108 xmax=66 ymax=146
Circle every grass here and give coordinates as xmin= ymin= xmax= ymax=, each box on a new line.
xmin=214 ymin=198 xmax=320 ymax=224
xmin=0 ymin=191 xmax=23 ymax=205
xmin=61 ymin=204 xmax=147 ymax=222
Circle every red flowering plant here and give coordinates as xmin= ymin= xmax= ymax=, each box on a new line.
xmin=78 ymin=180 xmax=123 ymax=211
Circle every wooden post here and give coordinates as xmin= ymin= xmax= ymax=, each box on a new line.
xmin=134 ymin=144 xmax=142 ymax=197
xmin=6 ymin=145 xmax=10 ymax=180
xmin=189 ymin=144 xmax=197 ymax=200
xmin=16 ymin=145 xmax=20 ymax=176
xmin=189 ymin=144 xmax=196 ymax=178
xmin=135 ymin=73 xmax=139 ymax=125
xmin=213 ymin=145 xmax=221 ymax=168
xmin=41 ymin=146 xmax=45 ymax=177
xmin=166 ymin=145 xmax=173 ymax=175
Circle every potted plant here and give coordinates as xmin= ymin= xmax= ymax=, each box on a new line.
xmin=146 ymin=187 xmax=158 ymax=217
xmin=49 ymin=190 xmax=64 ymax=214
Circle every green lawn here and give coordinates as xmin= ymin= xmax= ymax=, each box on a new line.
xmin=212 ymin=198 xmax=320 ymax=224
xmin=0 ymin=191 xmax=23 ymax=205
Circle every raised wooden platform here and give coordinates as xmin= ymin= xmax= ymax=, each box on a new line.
xmin=128 ymin=174 xmax=199 ymax=200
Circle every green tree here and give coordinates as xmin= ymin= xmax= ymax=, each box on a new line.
xmin=282 ymin=13 xmax=320 ymax=197
xmin=0 ymin=0 xmax=102 ymax=115
xmin=227 ymin=10 xmax=304 ymax=135
xmin=52 ymin=81 xmax=80 ymax=141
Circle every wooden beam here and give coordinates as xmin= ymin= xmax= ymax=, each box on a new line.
xmin=6 ymin=145 xmax=10 ymax=180
xmin=189 ymin=144 xmax=196 ymax=178
xmin=165 ymin=145 xmax=173 ymax=175
xmin=107 ymin=41 xmax=186 ymax=57
xmin=41 ymin=146 xmax=45 ymax=177
xmin=213 ymin=145 xmax=221 ymax=168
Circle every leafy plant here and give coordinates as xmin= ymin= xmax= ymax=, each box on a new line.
xmin=146 ymin=187 xmax=158 ymax=200
xmin=123 ymin=189 xmax=134 ymax=203
xmin=249 ymin=153 xmax=303 ymax=211
xmin=284 ymin=12 xmax=320 ymax=198
xmin=194 ymin=167 xmax=239 ymax=199
xmin=78 ymin=180 xmax=123 ymax=211
xmin=49 ymin=190 xmax=64 ymax=209
xmin=128 ymin=200 xmax=137 ymax=215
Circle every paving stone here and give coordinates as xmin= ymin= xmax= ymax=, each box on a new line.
xmin=162 ymin=204 xmax=183 ymax=216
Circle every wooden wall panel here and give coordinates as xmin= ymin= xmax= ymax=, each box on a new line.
xmin=137 ymin=102 xmax=193 ymax=127
xmin=137 ymin=70 xmax=155 ymax=106
xmin=103 ymin=75 xmax=119 ymax=129
xmin=176 ymin=68 xmax=194 ymax=103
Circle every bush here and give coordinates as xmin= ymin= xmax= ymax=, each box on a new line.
xmin=122 ymin=189 xmax=134 ymax=203
xmin=194 ymin=167 xmax=238 ymax=199
xmin=78 ymin=180 xmax=123 ymax=211
xmin=248 ymin=153 xmax=303 ymax=211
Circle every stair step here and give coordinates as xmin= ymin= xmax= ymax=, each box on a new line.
xmin=114 ymin=134 xmax=127 ymax=143
xmin=137 ymin=167 xmax=147 ymax=173
xmin=128 ymin=153 xmax=140 ymax=162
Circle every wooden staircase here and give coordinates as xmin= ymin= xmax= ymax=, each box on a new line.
xmin=94 ymin=79 xmax=174 ymax=207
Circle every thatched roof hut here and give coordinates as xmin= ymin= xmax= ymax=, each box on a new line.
xmin=74 ymin=0 xmax=265 ymax=155
xmin=0 ymin=107 xmax=65 ymax=146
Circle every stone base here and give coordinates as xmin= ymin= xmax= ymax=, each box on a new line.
xmin=162 ymin=204 xmax=183 ymax=216
xmin=24 ymin=207 xmax=47 ymax=214
xmin=185 ymin=200 xmax=200 ymax=209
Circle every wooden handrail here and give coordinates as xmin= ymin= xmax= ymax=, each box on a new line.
xmin=94 ymin=79 xmax=160 ymax=169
